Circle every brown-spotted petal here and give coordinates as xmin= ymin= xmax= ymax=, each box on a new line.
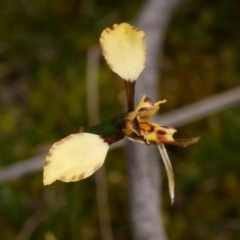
xmin=139 ymin=99 xmax=167 ymax=121
xmin=134 ymin=95 xmax=155 ymax=113
xmin=124 ymin=116 xmax=142 ymax=136
xmin=140 ymin=122 xmax=177 ymax=144
xmin=43 ymin=133 xmax=109 ymax=185
xmin=100 ymin=23 xmax=146 ymax=81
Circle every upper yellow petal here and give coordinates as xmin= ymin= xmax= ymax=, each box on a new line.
xmin=134 ymin=95 xmax=155 ymax=113
xmin=100 ymin=23 xmax=146 ymax=81
xmin=139 ymin=99 xmax=167 ymax=121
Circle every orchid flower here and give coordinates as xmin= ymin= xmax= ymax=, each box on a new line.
xmin=43 ymin=23 xmax=199 ymax=203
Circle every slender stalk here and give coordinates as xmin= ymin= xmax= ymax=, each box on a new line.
xmin=157 ymin=143 xmax=175 ymax=204
xmin=84 ymin=113 xmax=128 ymax=138
xmin=124 ymin=81 xmax=136 ymax=111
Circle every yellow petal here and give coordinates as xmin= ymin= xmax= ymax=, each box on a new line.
xmin=139 ymin=122 xmax=176 ymax=144
xmin=43 ymin=133 xmax=109 ymax=185
xmin=100 ymin=23 xmax=146 ymax=81
xmin=139 ymin=99 xmax=167 ymax=121
xmin=134 ymin=95 xmax=155 ymax=113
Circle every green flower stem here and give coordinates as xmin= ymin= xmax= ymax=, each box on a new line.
xmin=84 ymin=112 xmax=128 ymax=137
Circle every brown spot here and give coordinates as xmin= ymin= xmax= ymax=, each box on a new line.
xmin=138 ymin=107 xmax=154 ymax=112
xmin=161 ymin=126 xmax=171 ymax=129
xmin=132 ymin=117 xmax=141 ymax=135
xmin=131 ymin=26 xmax=139 ymax=31
xmin=101 ymin=135 xmax=113 ymax=144
xmin=44 ymin=160 xmax=50 ymax=166
xmin=50 ymin=145 xmax=56 ymax=151
xmin=55 ymin=139 xmax=65 ymax=145
xmin=66 ymin=135 xmax=73 ymax=140
xmin=47 ymin=152 xmax=52 ymax=157
xmin=94 ymin=162 xmax=102 ymax=172
xmin=71 ymin=175 xmax=76 ymax=180
xmin=142 ymin=136 xmax=150 ymax=145
xmin=60 ymin=176 xmax=66 ymax=181
xmin=157 ymin=130 xmax=167 ymax=135
xmin=160 ymin=139 xmax=174 ymax=145
xmin=101 ymin=131 xmax=124 ymax=145
xmin=139 ymin=107 xmax=147 ymax=112
xmin=78 ymin=172 xmax=85 ymax=180
xmin=79 ymin=127 xmax=84 ymax=133
xmin=143 ymin=96 xmax=154 ymax=105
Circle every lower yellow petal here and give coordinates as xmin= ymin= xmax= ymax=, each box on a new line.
xmin=43 ymin=133 xmax=109 ymax=185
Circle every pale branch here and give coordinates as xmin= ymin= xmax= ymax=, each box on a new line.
xmin=0 ymin=86 xmax=239 ymax=183
xmin=127 ymin=0 xmax=184 ymax=239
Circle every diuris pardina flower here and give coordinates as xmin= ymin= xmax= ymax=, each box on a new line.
xmin=43 ymin=23 xmax=199 ymax=203
xmin=124 ymin=95 xmax=176 ymax=144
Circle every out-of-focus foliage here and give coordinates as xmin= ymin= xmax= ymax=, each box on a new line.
xmin=0 ymin=0 xmax=142 ymax=239
xmin=160 ymin=0 xmax=240 ymax=239
xmin=0 ymin=0 xmax=239 ymax=239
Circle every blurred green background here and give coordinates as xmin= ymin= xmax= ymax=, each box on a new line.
xmin=0 ymin=0 xmax=240 ymax=239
